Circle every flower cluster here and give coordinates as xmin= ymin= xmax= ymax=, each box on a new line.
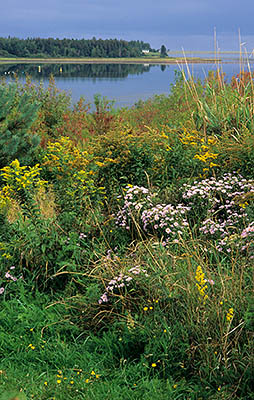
xmin=115 ymin=184 xmax=155 ymax=229
xmin=42 ymin=136 xmax=90 ymax=174
xmin=0 ymin=159 xmax=47 ymax=209
xmin=141 ymin=203 xmax=190 ymax=245
xmin=98 ymin=265 xmax=149 ymax=304
xmin=183 ymin=173 xmax=253 ymax=252
xmin=226 ymin=307 xmax=234 ymax=322
xmin=115 ymin=185 xmax=190 ymax=244
xmin=240 ymin=222 xmax=254 ymax=259
xmin=0 ymin=266 xmax=21 ymax=296
xmin=179 ymin=128 xmax=218 ymax=170
xmin=195 ymin=265 xmax=209 ymax=303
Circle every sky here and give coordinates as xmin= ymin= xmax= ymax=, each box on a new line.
xmin=1 ymin=0 xmax=254 ymax=51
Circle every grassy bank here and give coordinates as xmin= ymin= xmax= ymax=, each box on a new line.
xmin=0 ymin=56 xmax=218 ymax=64
xmin=0 ymin=70 xmax=253 ymax=399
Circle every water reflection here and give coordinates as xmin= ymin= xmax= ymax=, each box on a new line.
xmin=0 ymin=62 xmax=252 ymax=109
xmin=0 ymin=63 xmax=154 ymax=79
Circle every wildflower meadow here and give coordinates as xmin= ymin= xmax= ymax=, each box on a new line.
xmin=0 ymin=70 xmax=253 ymax=400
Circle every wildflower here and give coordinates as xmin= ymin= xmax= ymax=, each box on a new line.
xmin=143 ymin=307 xmax=148 ymax=311
xmin=57 ymin=379 xmax=61 ymax=384
xmin=91 ymin=371 xmax=96 ymax=375
xmin=195 ymin=265 xmax=209 ymax=303
xmin=70 ymin=380 xmax=74 ymax=385
xmin=44 ymin=381 xmax=48 ymax=386
xmin=151 ymin=363 xmax=157 ymax=368
xmin=226 ymin=308 xmax=234 ymax=322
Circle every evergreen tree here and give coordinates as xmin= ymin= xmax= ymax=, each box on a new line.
xmin=160 ymin=44 xmax=167 ymax=57
xmin=0 ymin=84 xmax=41 ymax=168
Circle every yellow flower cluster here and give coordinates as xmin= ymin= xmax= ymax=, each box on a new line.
xmin=179 ymin=128 xmax=219 ymax=171
xmin=0 ymin=159 xmax=46 ymax=195
xmin=195 ymin=265 xmax=208 ymax=303
xmin=226 ymin=307 xmax=234 ymax=322
xmin=0 ymin=185 xmax=12 ymax=209
xmin=43 ymin=136 xmax=90 ymax=175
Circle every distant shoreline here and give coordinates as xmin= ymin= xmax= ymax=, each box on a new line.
xmin=0 ymin=57 xmax=222 ymax=65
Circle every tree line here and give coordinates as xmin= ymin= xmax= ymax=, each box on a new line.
xmin=0 ymin=37 xmax=154 ymax=58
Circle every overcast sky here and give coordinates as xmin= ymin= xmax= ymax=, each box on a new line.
xmin=1 ymin=0 xmax=254 ymax=51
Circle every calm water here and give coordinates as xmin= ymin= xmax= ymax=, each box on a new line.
xmin=1 ymin=61 xmax=253 ymax=109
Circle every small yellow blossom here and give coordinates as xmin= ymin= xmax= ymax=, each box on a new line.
xmin=70 ymin=380 xmax=74 ymax=385
xmin=143 ymin=306 xmax=148 ymax=311
xmin=57 ymin=379 xmax=61 ymax=384
xmin=151 ymin=363 xmax=157 ymax=368
xmin=44 ymin=381 xmax=48 ymax=386
xmin=91 ymin=371 xmax=96 ymax=375
xmin=226 ymin=307 xmax=234 ymax=322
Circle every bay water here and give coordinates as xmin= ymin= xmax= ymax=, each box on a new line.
xmin=0 ymin=60 xmax=252 ymax=109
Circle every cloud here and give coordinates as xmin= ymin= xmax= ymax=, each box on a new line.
xmin=1 ymin=0 xmax=254 ymax=50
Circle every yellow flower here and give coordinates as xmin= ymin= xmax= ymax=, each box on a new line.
xmin=57 ymin=379 xmax=61 ymax=384
xmin=85 ymin=378 xmax=90 ymax=383
xmin=226 ymin=308 xmax=234 ymax=322
xmin=44 ymin=381 xmax=48 ymax=386
xmin=70 ymin=380 xmax=74 ymax=385
xmin=151 ymin=363 xmax=157 ymax=368
xmin=143 ymin=306 xmax=148 ymax=311
xmin=91 ymin=371 xmax=96 ymax=375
